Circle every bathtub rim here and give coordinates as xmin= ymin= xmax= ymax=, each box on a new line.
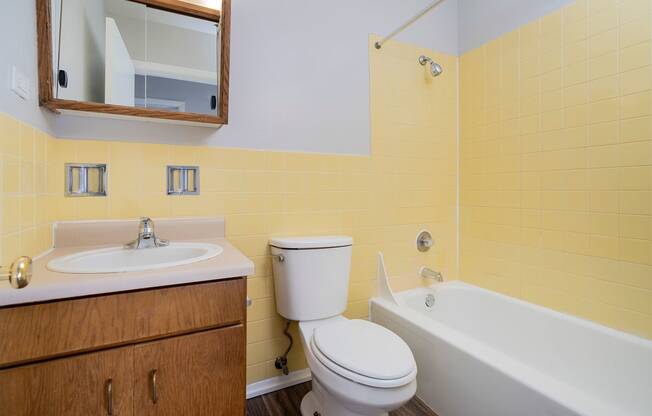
xmin=370 ymin=281 xmax=650 ymax=416
xmin=389 ymin=281 xmax=652 ymax=346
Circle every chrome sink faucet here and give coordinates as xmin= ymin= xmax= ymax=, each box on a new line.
xmin=420 ymin=266 xmax=443 ymax=282
xmin=125 ymin=217 xmax=169 ymax=249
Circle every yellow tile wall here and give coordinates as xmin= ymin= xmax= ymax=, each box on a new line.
xmin=460 ymin=0 xmax=652 ymax=339
xmin=0 ymin=115 xmax=53 ymax=268
xmin=0 ymin=38 xmax=458 ymax=383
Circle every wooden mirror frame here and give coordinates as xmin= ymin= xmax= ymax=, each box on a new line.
xmin=36 ymin=0 xmax=230 ymax=126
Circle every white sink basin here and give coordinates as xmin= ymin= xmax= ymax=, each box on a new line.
xmin=47 ymin=242 xmax=223 ymax=274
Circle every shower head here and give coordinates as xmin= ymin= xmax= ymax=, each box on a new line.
xmin=419 ymin=55 xmax=443 ymax=77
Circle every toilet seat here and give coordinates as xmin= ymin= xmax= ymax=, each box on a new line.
xmin=310 ymin=319 xmax=417 ymax=388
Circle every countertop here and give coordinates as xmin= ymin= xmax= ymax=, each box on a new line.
xmin=0 ymin=218 xmax=255 ymax=307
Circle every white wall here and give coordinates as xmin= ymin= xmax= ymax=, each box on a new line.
xmin=457 ymin=0 xmax=575 ymax=54
xmin=0 ymin=0 xmax=458 ymax=155
xmin=0 ymin=0 xmax=581 ymax=153
xmin=0 ymin=0 xmax=54 ymax=135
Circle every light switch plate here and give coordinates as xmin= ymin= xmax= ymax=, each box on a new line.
xmin=11 ymin=66 xmax=30 ymax=100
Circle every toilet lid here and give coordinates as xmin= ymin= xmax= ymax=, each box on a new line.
xmin=269 ymin=236 xmax=353 ymax=249
xmin=312 ymin=319 xmax=416 ymax=381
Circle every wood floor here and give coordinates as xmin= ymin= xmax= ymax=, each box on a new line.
xmin=247 ymin=381 xmax=437 ymax=416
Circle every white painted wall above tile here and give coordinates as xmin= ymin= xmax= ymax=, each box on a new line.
xmin=0 ymin=0 xmax=582 ymax=153
xmin=0 ymin=0 xmax=458 ymax=155
xmin=457 ymin=0 xmax=575 ymax=53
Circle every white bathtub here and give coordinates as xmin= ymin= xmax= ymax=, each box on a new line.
xmin=370 ymin=281 xmax=652 ymax=416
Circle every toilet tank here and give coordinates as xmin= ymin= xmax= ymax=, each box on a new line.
xmin=270 ymin=236 xmax=353 ymax=321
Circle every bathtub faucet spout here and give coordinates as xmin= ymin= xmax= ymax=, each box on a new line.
xmin=420 ymin=266 xmax=443 ymax=282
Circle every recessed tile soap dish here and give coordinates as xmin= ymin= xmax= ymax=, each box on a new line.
xmin=65 ymin=163 xmax=107 ymax=197
xmin=167 ymin=165 xmax=200 ymax=195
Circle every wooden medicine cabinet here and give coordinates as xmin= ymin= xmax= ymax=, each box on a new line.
xmin=36 ymin=0 xmax=231 ymax=126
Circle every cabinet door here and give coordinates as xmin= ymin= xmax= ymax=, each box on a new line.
xmin=0 ymin=346 xmax=133 ymax=416
xmin=133 ymin=325 xmax=245 ymax=416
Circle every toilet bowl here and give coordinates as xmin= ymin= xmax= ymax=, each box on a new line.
xmin=270 ymin=236 xmax=417 ymax=416
xmin=299 ymin=316 xmax=417 ymax=416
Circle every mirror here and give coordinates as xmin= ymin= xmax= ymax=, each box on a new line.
xmin=38 ymin=0 xmax=230 ymax=125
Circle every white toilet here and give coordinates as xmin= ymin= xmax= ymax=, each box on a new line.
xmin=270 ymin=236 xmax=417 ymax=416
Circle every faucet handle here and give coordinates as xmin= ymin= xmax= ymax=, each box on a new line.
xmin=139 ymin=217 xmax=154 ymax=235
xmin=126 ymin=217 xmax=168 ymax=249
xmin=416 ymin=230 xmax=433 ymax=252
xmin=155 ymin=237 xmax=170 ymax=247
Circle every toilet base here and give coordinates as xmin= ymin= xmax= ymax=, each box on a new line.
xmin=300 ymin=391 xmax=321 ymax=416
xmin=300 ymin=378 xmax=389 ymax=416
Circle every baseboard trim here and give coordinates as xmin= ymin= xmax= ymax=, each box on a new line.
xmin=246 ymin=368 xmax=312 ymax=399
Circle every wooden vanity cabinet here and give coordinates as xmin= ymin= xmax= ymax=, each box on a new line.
xmin=0 ymin=346 xmax=135 ymax=416
xmin=0 ymin=278 xmax=246 ymax=416
xmin=133 ymin=326 xmax=245 ymax=416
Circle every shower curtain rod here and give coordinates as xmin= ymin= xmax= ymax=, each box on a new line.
xmin=374 ymin=0 xmax=447 ymax=50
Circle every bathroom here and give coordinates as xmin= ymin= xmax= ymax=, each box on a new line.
xmin=0 ymin=0 xmax=650 ymax=415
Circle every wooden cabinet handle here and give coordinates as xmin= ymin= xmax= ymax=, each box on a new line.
xmin=149 ymin=369 xmax=158 ymax=404
xmin=106 ymin=378 xmax=113 ymax=416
